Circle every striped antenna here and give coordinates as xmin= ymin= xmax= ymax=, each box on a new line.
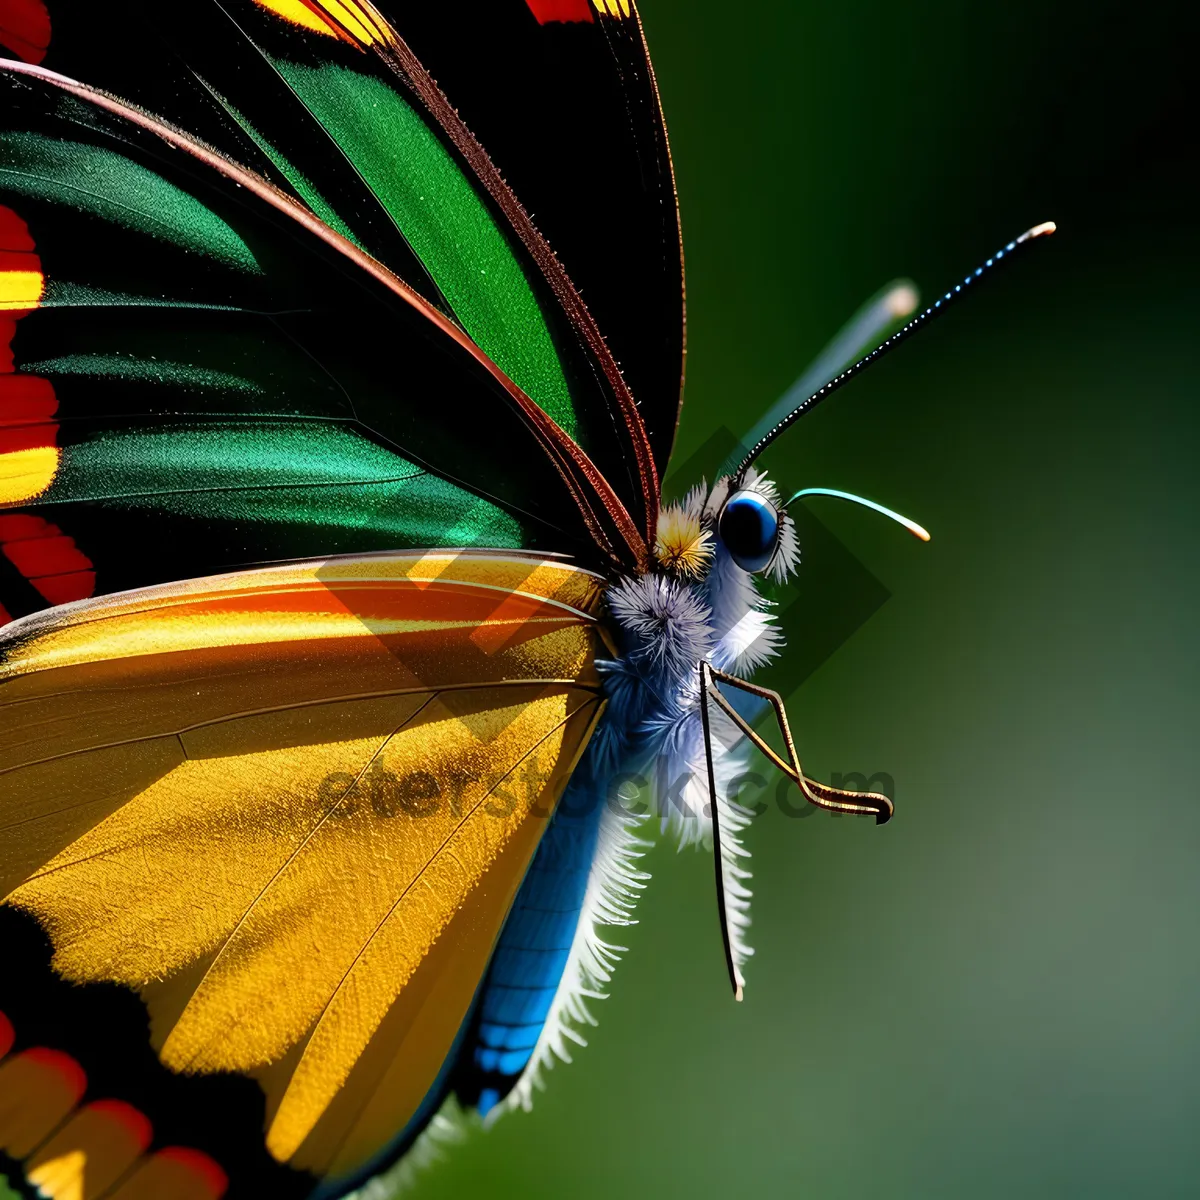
xmin=734 ymin=222 xmax=1056 ymax=480
xmin=787 ymin=487 xmax=931 ymax=541
xmin=730 ymin=279 xmax=919 ymax=474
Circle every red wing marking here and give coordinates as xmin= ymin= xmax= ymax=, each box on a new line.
xmin=0 ymin=1019 xmax=229 ymax=1197
xmin=0 ymin=0 xmax=50 ymax=64
xmin=0 ymin=204 xmax=91 ymax=622
xmin=109 ymin=1147 xmax=230 ymax=1200
xmin=1 ymin=204 xmax=61 ymax=508
xmin=525 ymin=0 xmax=595 ymax=22
xmin=0 ymin=1046 xmax=88 ymax=1156
xmin=0 ymin=513 xmax=96 ymax=613
xmin=26 ymin=1099 xmax=155 ymax=1200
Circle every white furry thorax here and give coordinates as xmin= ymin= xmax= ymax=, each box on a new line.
xmin=605 ymin=469 xmax=801 ymax=953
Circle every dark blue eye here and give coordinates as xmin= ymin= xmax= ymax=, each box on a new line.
xmin=718 ymin=490 xmax=779 ymax=573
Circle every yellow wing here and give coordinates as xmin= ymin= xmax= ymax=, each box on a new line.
xmin=0 ymin=550 xmax=607 ymax=1180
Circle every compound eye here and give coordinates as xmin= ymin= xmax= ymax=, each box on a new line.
xmin=718 ymin=489 xmax=780 ymax=573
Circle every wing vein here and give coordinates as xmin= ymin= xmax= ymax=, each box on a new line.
xmin=176 ymin=690 xmax=442 ymax=1052
xmin=294 ymin=695 xmax=602 ymax=1165
xmin=302 ymin=696 xmax=595 ymax=1034
xmin=0 ymin=678 xmax=600 ymax=782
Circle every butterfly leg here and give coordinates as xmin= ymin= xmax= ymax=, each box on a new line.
xmin=696 ymin=660 xmax=744 ymax=1001
xmin=697 ymin=661 xmax=893 ymax=1000
xmin=699 ymin=662 xmax=893 ymax=825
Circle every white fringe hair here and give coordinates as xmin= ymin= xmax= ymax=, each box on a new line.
xmin=350 ymin=1107 xmax=470 ymax=1200
xmin=658 ymin=699 xmax=757 ymax=984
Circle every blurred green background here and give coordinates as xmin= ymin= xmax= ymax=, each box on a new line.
xmin=424 ymin=0 xmax=1198 ymax=1196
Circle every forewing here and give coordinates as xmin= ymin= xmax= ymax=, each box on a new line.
xmin=0 ymin=65 xmax=641 ymax=623
xmin=0 ymin=549 xmax=606 ymax=1193
xmin=1 ymin=0 xmax=665 ymax=541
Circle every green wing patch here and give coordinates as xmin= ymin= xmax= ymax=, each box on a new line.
xmin=0 ymin=70 xmax=606 ymax=622
xmin=271 ymin=60 xmax=578 ymax=436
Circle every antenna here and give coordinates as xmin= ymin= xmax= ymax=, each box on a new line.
xmin=786 ymin=487 xmax=931 ymax=541
xmin=732 ymin=279 xmax=919 ymax=473
xmin=734 ymin=222 xmax=1056 ymax=480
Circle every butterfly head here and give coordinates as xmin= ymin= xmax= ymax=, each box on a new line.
xmin=654 ymin=469 xmax=800 ymax=586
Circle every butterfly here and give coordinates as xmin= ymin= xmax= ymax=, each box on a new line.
xmin=0 ymin=2 xmax=1053 ymax=1196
